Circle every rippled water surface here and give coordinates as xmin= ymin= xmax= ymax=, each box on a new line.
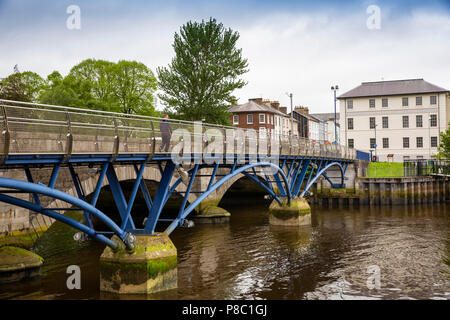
xmin=1 ymin=201 xmax=449 ymax=300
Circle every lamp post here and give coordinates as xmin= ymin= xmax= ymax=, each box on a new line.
xmin=374 ymin=123 xmax=378 ymax=160
xmin=286 ymin=93 xmax=293 ymax=136
xmin=331 ymin=85 xmax=339 ymax=144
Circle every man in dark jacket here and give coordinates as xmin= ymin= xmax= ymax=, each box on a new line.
xmin=159 ymin=115 xmax=172 ymax=152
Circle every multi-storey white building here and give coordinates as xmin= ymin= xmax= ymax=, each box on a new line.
xmin=339 ymin=79 xmax=450 ymax=162
xmin=310 ymin=113 xmax=340 ymax=143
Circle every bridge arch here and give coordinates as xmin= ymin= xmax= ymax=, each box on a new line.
xmin=300 ymin=161 xmax=346 ymax=197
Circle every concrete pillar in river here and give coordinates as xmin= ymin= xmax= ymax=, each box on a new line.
xmin=268 ymin=197 xmax=311 ymax=226
xmin=100 ymin=233 xmax=177 ymax=294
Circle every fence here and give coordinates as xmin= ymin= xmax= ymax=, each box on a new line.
xmin=404 ymin=159 xmax=450 ymax=177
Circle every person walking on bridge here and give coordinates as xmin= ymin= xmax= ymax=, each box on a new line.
xmin=159 ymin=115 xmax=172 ymax=153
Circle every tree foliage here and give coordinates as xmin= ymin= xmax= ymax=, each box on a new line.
xmin=437 ymin=124 xmax=450 ymax=159
xmin=0 ymin=71 xmax=46 ymax=102
xmin=157 ymin=18 xmax=248 ymax=124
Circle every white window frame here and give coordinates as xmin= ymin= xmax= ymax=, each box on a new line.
xmin=259 ymin=113 xmax=265 ymax=124
xmin=247 ymin=114 xmax=253 ymax=124
xmin=233 ymin=115 xmax=239 ymax=125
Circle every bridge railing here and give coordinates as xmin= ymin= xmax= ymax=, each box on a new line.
xmin=0 ymin=99 xmax=360 ymax=160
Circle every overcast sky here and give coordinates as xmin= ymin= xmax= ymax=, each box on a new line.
xmin=1 ymin=0 xmax=450 ymax=113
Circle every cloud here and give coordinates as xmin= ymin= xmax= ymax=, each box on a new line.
xmin=0 ymin=1 xmax=449 ymax=113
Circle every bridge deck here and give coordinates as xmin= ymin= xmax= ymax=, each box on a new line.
xmin=0 ymin=99 xmax=364 ymax=163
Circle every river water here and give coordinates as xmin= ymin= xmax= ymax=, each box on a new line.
xmin=0 ymin=199 xmax=448 ymax=300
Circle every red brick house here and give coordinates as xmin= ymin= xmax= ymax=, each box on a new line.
xmin=229 ymin=98 xmax=291 ymax=135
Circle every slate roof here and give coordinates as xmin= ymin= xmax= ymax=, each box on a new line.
xmin=338 ymin=79 xmax=448 ymax=99
xmin=229 ymin=100 xmax=288 ymax=117
xmin=310 ymin=112 xmax=340 ymax=122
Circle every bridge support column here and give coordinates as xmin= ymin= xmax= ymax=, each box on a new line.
xmin=100 ymin=234 xmax=177 ymax=295
xmin=192 ymin=199 xmax=231 ymax=224
xmin=268 ymin=197 xmax=311 ymax=226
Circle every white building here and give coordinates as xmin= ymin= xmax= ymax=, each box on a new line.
xmin=310 ymin=113 xmax=340 ymax=143
xmin=339 ymin=79 xmax=450 ymax=162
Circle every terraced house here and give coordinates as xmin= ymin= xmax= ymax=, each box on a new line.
xmin=339 ymin=79 xmax=450 ymax=162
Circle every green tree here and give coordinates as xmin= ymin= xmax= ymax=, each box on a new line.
xmin=1 ymin=71 xmax=46 ymax=102
xmin=108 ymin=60 xmax=157 ymax=115
xmin=437 ymin=124 xmax=450 ymax=159
xmin=39 ymin=71 xmax=79 ymax=107
xmin=157 ymin=18 xmax=248 ymax=124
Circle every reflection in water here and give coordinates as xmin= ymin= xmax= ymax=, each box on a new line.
xmin=0 ymin=202 xmax=448 ymax=300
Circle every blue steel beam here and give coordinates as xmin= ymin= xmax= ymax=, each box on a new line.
xmin=90 ymin=163 xmax=109 ymax=207
xmin=292 ymin=159 xmax=311 ymax=197
xmin=0 ymin=177 xmax=129 ymax=247
xmin=0 ymin=193 xmax=118 ymax=248
xmin=242 ymin=171 xmax=282 ymax=204
xmin=301 ymin=162 xmax=345 ymax=197
xmin=164 ymin=161 xmax=292 ymax=235
xmin=144 ymin=161 xmax=175 ymax=234
xmin=69 ymin=164 xmax=93 ymax=229
xmin=177 ymin=163 xmax=199 ymax=220
xmin=106 ymin=164 xmax=136 ymax=231
xmin=133 ymin=163 xmax=153 ymax=212
xmin=120 ymin=162 xmax=147 ymax=230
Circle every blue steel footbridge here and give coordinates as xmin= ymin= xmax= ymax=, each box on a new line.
xmin=0 ymin=99 xmax=369 ymax=250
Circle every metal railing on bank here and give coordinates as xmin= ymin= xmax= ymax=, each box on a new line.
xmin=404 ymin=159 xmax=450 ymax=177
xmin=0 ymin=99 xmax=363 ymax=161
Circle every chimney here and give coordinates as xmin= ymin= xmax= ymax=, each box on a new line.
xmin=270 ymin=101 xmax=280 ymax=110
xmin=279 ymin=106 xmax=287 ymax=114
xmin=249 ymin=98 xmax=263 ymax=104
xmin=294 ymin=106 xmax=309 ymax=115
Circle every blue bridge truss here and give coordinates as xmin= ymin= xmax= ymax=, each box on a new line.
xmin=0 ymin=100 xmax=368 ymax=249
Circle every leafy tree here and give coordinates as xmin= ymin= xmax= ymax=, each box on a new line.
xmin=39 ymin=71 xmax=79 ymax=107
xmin=108 ymin=60 xmax=157 ymax=115
xmin=157 ymin=18 xmax=248 ymax=124
xmin=437 ymin=124 xmax=450 ymax=159
xmin=68 ymin=59 xmax=114 ymax=103
xmin=1 ymin=71 xmax=46 ymax=102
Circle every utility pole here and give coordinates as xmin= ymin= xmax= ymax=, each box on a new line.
xmin=286 ymin=93 xmax=293 ymax=136
xmin=374 ymin=123 xmax=378 ymax=160
xmin=331 ymin=85 xmax=339 ymax=144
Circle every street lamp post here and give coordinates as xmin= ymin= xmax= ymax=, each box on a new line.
xmin=331 ymin=85 xmax=339 ymax=144
xmin=374 ymin=123 xmax=378 ymax=160
xmin=286 ymin=93 xmax=293 ymax=136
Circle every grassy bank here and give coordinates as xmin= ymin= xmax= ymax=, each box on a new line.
xmin=366 ymin=162 xmax=404 ymax=178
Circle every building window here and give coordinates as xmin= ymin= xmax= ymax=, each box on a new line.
xmin=272 ymin=115 xmax=274 ymax=125
xmin=403 ymin=137 xmax=409 ymax=148
xmin=382 ymin=116 xmax=388 ymax=128
xmin=430 ymin=114 xmax=437 ymax=127
xmin=402 ymin=97 xmax=409 ymax=107
xmin=247 ymin=114 xmax=253 ymax=124
xmin=369 ymin=117 xmax=376 ymax=129
xmin=259 ymin=114 xmax=265 ymax=124
xmin=347 ymin=100 xmax=353 ymax=109
xmin=348 ymin=139 xmax=354 ymax=148
xmin=348 ymin=118 xmax=354 ymax=130
xmin=416 ymin=137 xmax=423 ymax=148
xmin=431 ymin=136 xmax=438 ymax=147
xmin=416 ymin=115 xmax=422 ymax=127
xmin=430 ymin=95 xmax=437 ymax=105
xmin=416 ymin=96 xmax=422 ymax=106
xmin=382 ymin=138 xmax=389 ymax=148
xmin=370 ymin=138 xmax=376 ymax=149
xmin=403 ymin=155 xmax=410 ymax=161
xmin=402 ymin=116 xmax=409 ymax=128
xmin=233 ymin=115 xmax=239 ymax=125
xmin=417 ymin=156 xmax=424 ymax=160
xmin=369 ymin=99 xmax=375 ymax=108
xmin=382 ymin=98 xmax=388 ymax=108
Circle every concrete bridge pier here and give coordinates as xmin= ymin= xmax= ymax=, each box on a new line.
xmin=100 ymin=233 xmax=177 ymax=295
xmin=268 ymin=197 xmax=311 ymax=226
